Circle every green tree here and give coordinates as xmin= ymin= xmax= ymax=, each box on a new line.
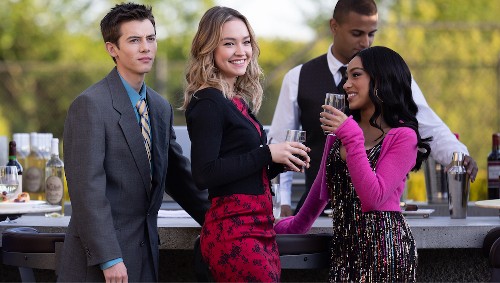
xmin=0 ymin=0 xmax=215 ymax=138
xmin=375 ymin=0 xmax=500 ymax=198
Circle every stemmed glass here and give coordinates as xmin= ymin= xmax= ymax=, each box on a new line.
xmin=0 ymin=166 xmax=20 ymax=222
xmin=0 ymin=166 xmax=19 ymax=200
xmin=323 ymin=93 xmax=346 ymax=135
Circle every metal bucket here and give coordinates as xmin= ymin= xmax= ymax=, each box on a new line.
xmin=424 ymin=157 xmax=448 ymax=203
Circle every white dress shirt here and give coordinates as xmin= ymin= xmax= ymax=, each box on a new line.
xmin=267 ymin=44 xmax=469 ymax=206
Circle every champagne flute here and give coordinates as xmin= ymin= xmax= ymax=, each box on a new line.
xmin=323 ymin=93 xmax=346 ymax=135
xmin=285 ymin=129 xmax=307 ymax=171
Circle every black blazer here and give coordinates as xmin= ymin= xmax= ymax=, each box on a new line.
xmin=185 ymin=87 xmax=283 ymax=198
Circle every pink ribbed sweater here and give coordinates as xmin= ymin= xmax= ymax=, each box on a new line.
xmin=274 ymin=117 xmax=418 ymax=234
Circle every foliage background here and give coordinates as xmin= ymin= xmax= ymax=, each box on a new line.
xmin=0 ymin=0 xmax=499 ymax=200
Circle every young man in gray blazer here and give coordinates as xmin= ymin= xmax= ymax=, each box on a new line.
xmin=58 ymin=3 xmax=209 ymax=282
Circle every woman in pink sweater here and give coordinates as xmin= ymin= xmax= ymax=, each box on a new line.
xmin=274 ymin=46 xmax=431 ymax=282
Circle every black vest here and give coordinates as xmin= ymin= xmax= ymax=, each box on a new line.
xmin=297 ymin=54 xmax=343 ymax=190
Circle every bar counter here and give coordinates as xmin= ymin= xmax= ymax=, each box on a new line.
xmin=0 ymin=214 xmax=496 ymax=282
xmin=1 ymin=215 xmax=499 ymax=250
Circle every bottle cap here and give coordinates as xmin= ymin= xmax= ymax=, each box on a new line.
xmin=8 ymin=141 xmax=16 ymax=156
xmin=51 ymin=138 xmax=59 ymax=155
xmin=494 ymin=133 xmax=500 ymax=140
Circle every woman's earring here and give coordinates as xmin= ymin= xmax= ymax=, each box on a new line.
xmin=374 ymin=89 xmax=384 ymax=102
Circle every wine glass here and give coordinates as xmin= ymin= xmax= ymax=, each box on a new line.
xmin=0 ymin=166 xmax=20 ymax=222
xmin=271 ymin=183 xmax=281 ymax=220
xmin=323 ymin=93 xmax=346 ymax=135
xmin=0 ymin=166 xmax=19 ymax=201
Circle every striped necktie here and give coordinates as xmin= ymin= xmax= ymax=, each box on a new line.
xmin=136 ymin=98 xmax=151 ymax=162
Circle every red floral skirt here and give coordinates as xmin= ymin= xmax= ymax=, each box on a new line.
xmin=200 ymin=188 xmax=280 ymax=282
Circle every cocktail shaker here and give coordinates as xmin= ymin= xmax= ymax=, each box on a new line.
xmin=447 ymin=152 xmax=470 ymax=219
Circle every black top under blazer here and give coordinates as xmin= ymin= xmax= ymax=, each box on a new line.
xmin=185 ymin=87 xmax=283 ymax=198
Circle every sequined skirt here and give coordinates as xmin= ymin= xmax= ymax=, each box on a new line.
xmin=329 ymin=211 xmax=417 ymax=283
xmin=327 ymin=139 xmax=417 ymax=282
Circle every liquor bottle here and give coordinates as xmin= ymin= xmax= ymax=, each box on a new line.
xmin=45 ymin=138 xmax=65 ymax=216
xmin=6 ymin=141 xmax=23 ymax=197
xmin=23 ymin=132 xmax=45 ymax=200
xmin=488 ymin=133 xmax=500 ymax=199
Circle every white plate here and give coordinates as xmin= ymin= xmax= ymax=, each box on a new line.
xmin=0 ymin=200 xmax=46 ymax=209
xmin=475 ymin=199 xmax=500 ymax=209
xmin=403 ymin=209 xmax=435 ymax=218
xmin=0 ymin=201 xmax=61 ymax=215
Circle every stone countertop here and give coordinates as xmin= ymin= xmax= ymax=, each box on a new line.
xmin=313 ymin=216 xmax=500 ymax=249
xmin=405 ymin=200 xmax=500 ymax=217
xmin=1 ymin=215 xmax=499 ymax=250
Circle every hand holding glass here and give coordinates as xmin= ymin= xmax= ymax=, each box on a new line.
xmin=285 ymin=129 xmax=307 ymax=171
xmin=323 ymin=93 xmax=346 ymax=135
xmin=0 ymin=166 xmax=19 ymax=201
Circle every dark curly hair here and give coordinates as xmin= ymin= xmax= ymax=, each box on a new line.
xmin=345 ymin=46 xmax=432 ymax=171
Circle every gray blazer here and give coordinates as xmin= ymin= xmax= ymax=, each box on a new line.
xmin=58 ymin=68 xmax=209 ymax=282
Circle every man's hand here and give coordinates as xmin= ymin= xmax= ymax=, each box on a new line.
xmin=446 ymin=155 xmax=478 ymax=182
xmin=463 ymin=155 xmax=478 ymax=182
xmin=280 ymin=205 xmax=293 ymax=217
xmin=103 ymin=262 xmax=128 ymax=283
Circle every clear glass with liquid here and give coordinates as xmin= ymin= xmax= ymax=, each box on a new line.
xmin=0 ymin=166 xmax=19 ymax=201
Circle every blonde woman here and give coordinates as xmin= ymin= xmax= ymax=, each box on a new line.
xmin=182 ymin=6 xmax=310 ymax=282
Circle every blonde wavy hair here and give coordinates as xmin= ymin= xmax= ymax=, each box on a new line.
xmin=181 ymin=6 xmax=264 ymax=113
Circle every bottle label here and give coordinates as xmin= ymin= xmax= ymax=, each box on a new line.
xmin=488 ymin=161 xmax=500 ymax=196
xmin=488 ymin=162 xmax=500 ymax=180
xmin=45 ymin=176 xmax=63 ymax=204
xmin=24 ymin=167 xmax=43 ymax=192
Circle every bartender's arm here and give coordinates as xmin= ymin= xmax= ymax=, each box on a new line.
xmin=411 ymin=78 xmax=478 ymax=181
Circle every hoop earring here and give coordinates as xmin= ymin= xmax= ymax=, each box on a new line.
xmin=374 ymin=89 xmax=384 ymax=102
